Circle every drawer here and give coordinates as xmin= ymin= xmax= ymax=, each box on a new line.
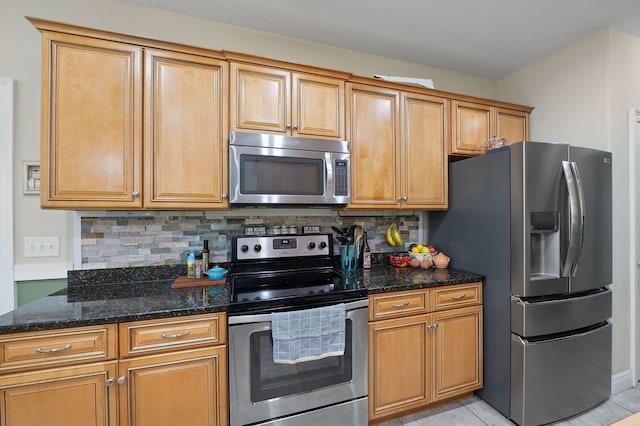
xmin=431 ymin=282 xmax=482 ymax=311
xmin=369 ymin=290 xmax=429 ymax=321
xmin=0 ymin=324 xmax=117 ymax=372
xmin=119 ymin=313 xmax=226 ymax=357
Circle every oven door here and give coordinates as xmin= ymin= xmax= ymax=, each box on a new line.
xmin=229 ymin=139 xmax=350 ymax=206
xmin=228 ymin=299 xmax=368 ymax=426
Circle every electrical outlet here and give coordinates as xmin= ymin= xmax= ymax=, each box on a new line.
xmin=25 ymin=236 xmax=60 ymax=257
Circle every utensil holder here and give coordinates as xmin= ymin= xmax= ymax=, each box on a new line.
xmin=340 ymin=245 xmax=357 ymax=271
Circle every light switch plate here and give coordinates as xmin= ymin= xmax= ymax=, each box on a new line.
xmin=25 ymin=236 xmax=60 ymax=257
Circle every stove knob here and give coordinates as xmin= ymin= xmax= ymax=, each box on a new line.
xmin=319 ymin=241 xmax=327 ymax=249
xmin=241 ymin=244 xmax=249 ymax=252
xmin=254 ymin=244 xmax=262 ymax=252
xmin=308 ymin=242 xmax=316 ymax=249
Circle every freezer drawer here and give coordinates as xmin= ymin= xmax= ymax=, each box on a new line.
xmin=511 ymin=287 xmax=611 ymax=337
xmin=510 ymin=321 xmax=611 ymax=426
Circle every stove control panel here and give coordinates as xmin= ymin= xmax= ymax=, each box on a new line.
xmin=234 ymin=234 xmax=331 ymax=261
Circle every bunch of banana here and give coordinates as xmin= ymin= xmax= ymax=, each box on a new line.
xmin=385 ymin=223 xmax=404 ymax=247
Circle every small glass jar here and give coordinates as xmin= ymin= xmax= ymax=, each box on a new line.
xmin=273 ymin=225 xmax=282 ymax=235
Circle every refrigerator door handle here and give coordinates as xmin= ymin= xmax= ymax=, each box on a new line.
xmin=561 ymin=161 xmax=585 ymax=276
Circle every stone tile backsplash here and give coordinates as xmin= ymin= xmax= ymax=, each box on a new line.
xmin=81 ymin=211 xmax=422 ymax=269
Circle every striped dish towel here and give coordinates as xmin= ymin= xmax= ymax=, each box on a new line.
xmin=270 ymin=303 xmax=346 ymax=364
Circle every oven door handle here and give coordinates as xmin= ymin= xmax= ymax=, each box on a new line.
xmin=228 ymin=299 xmax=369 ymax=325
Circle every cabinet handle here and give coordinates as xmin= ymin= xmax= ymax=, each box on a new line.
xmin=450 ymin=294 xmax=466 ymax=300
xmin=160 ymin=330 xmax=191 ymax=339
xmin=132 ymin=191 xmax=140 ymax=197
xmin=391 ymin=302 xmax=410 ymax=308
xmin=117 ymin=376 xmax=126 ymax=385
xmin=222 ymin=193 xmax=228 ymax=199
xmin=35 ymin=343 xmax=72 ymax=354
xmin=286 ymin=123 xmax=292 ymax=129
xmin=293 ymin=124 xmax=299 ymax=129
xmin=106 ymin=378 xmax=115 ymax=387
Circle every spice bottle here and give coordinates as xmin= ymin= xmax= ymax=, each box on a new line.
xmin=187 ymin=249 xmax=196 ymax=278
xmin=362 ymin=230 xmax=371 ymax=269
xmin=202 ymin=240 xmax=210 ymax=275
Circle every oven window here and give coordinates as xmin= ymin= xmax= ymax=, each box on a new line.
xmin=240 ymin=155 xmax=324 ymax=195
xmin=249 ymin=320 xmax=353 ymax=402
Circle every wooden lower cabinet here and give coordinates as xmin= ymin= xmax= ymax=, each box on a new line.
xmin=368 ymin=283 xmax=483 ymax=422
xmin=0 ymin=361 xmax=117 ymax=426
xmin=0 ymin=314 xmax=228 ymax=426
xmin=368 ymin=314 xmax=432 ymax=419
xmin=118 ymin=346 xmax=227 ymax=426
xmin=432 ymin=305 xmax=483 ymax=401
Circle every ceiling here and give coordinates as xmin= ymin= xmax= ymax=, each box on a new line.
xmin=118 ymin=0 xmax=640 ymax=80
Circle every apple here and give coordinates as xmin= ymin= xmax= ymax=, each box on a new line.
xmin=428 ymin=245 xmax=436 ymax=253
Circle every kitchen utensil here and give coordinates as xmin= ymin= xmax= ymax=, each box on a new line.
xmin=204 ymin=266 xmax=228 ymax=280
xmin=353 ymin=225 xmax=363 ymax=266
xmin=336 ymin=236 xmax=349 ymax=244
xmin=332 ymin=226 xmax=346 ymax=236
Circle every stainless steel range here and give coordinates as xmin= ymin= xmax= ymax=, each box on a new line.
xmin=227 ymin=233 xmax=369 ymax=426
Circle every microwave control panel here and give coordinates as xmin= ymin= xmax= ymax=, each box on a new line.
xmin=335 ymin=160 xmax=349 ymax=196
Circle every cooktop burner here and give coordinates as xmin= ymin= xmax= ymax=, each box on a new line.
xmin=228 ymin=234 xmax=367 ymax=314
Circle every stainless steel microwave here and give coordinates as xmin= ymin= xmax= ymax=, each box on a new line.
xmin=229 ymin=132 xmax=350 ymax=206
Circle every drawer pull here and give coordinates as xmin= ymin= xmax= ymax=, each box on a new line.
xmin=391 ymin=302 xmax=410 ymax=308
xmin=160 ymin=330 xmax=191 ymax=339
xmin=35 ymin=343 xmax=72 ymax=354
xmin=450 ymin=294 xmax=467 ymax=300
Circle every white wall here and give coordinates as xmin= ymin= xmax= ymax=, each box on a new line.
xmin=498 ymin=27 xmax=640 ymax=382
xmin=1 ymin=0 xmax=498 ymax=278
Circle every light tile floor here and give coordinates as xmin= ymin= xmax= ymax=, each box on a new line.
xmin=377 ymin=387 xmax=640 ymax=426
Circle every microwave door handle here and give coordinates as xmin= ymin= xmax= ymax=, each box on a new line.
xmin=561 ymin=161 xmax=585 ymax=277
xmin=325 ymin=152 xmax=334 ymax=197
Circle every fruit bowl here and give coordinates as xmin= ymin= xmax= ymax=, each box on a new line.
xmin=389 ymin=255 xmax=412 ymax=267
xmin=407 ymin=252 xmax=436 ymax=262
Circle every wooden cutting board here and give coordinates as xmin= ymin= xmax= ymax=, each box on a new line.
xmin=171 ymin=276 xmax=226 ymax=289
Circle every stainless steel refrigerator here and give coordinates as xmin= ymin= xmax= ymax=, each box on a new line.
xmin=429 ymin=141 xmax=612 ymax=426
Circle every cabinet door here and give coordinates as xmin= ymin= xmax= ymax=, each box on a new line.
xmin=0 ymin=362 xmax=117 ymax=426
xmin=496 ymin=107 xmax=529 ymax=144
xmin=230 ymin=62 xmax=290 ymax=134
xmin=346 ymin=83 xmax=400 ymax=208
xmin=432 ymin=305 xmax=483 ymax=401
xmin=401 ymin=92 xmax=448 ymax=209
xmin=144 ymin=49 xmax=228 ymax=209
xmin=292 ymin=73 xmax=344 ymax=140
xmin=118 ymin=347 xmax=227 ymax=426
xmin=368 ymin=314 xmax=431 ymax=420
xmin=450 ymin=100 xmax=491 ymax=156
xmin=40 ymin=32 xmax=142 ymax=209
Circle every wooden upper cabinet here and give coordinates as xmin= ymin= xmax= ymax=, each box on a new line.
xmin=401 ymin=92 xmax=448 ymax=209
xmin=450 ymin=100 xmax=492 ymax=156
xmin=292 ymin=73 xmax=344 ymax=139
xmin=496 ymin=107 xmax=529 ymax=144
xmin=346 ymin=83 xmax=400 ymax=209
xmin=144 ymin=49 xmax=228 ymax=209
xmin=40 ymin=31 xmax=143 ymax=209
xmin=347 ymin=83 xmax=448 ymax=210
xmin=451 ymin=99 xmax=531 ymax=156
xmin=230 ymin=62 xmax=345 ymax=140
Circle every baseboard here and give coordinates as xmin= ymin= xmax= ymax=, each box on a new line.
xmin=13 ymin=262 xmax=73 ymax=281
xmin=612 ymin=369 xmax=634 ymax=394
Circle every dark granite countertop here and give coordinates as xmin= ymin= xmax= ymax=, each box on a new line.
xmin=0 ymin=261 xmax=483 ymax=335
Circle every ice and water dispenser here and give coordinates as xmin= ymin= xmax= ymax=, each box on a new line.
xmin=529 ymin=211 xmax=560 ymax=280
